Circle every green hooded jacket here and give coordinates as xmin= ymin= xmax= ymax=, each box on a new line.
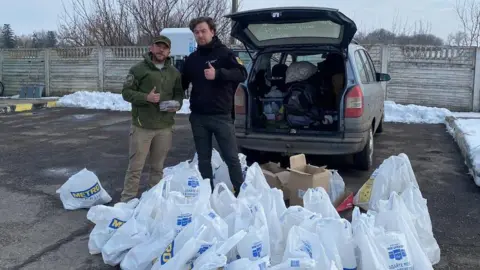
xmin=122 ymin=52 xmax=184 ymax=129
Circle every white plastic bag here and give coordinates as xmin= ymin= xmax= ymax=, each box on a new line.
xmin=265 ymin=189 xmax=286 ymax=265
xmin=268 ymin=258 xmax=317 ymax=269
xmin=375 ymin=192 xmax=433 ymax=269
xmin=153 ymin=225 xmax=212 ymax=270
xmin=328 ymin=170 xmax=345 ymax=204
xmin=152 ymin=208 xmax=229 ymax=268
xmin=271 ymin=188 xmax=288 ymax=218
xmin=238 ymin=162 xmax=271 ymax=199
xmin=235 ymin=200 xmax=271 ymax=261
xmin=56 ymin=168 xmax=112 ymax=210
xmin=213 ymin=162 xmax=234 ymax=192
xmin=353 ymin=153 xmax=419 ymax=211
xmin=191 ymin=230 xmax=247 ymax=270
xmin=352 ymin=207 xmax=413 ymax=270
xmin=282 ymin=225 xmax=333 ymax=269
xmin=163 ymin=161 xmax=190 ymax=178
xmin=133 ymin=177 xmax=171 ymax=228
xmin=238 ymin=153 xmax=248 ymax=180
xmin=300 ymin=216 xmax=355 ymax=270
xmin=152 ymin=190 xmax=211 ymax=236
xmin=224 ymin=256 xmax=270 ymax=269
xmin=120 ymin=227 xmax=176 ymax=270
xmin=280 ymin=206 xmax=315 ymax=241
xmin=303 ymin=187 xmax=340 ymax=219
xmin=101 ymin=216 xmax=150 ymax=266
xmin=87 ymin=203 xmax=136 ymax=255
xmin=400 ymin=184 xmax=440 ymax=264
xmin=211 ymin=182 xmax=237 ymax=219
xmin=191 ymin=149 xmax=224 ymax=172
xmin=168 ymin=164 xmax=211 ymax=200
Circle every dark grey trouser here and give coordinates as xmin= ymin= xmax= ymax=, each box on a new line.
xmin=189 ymin=113 xmax=243 ymax=195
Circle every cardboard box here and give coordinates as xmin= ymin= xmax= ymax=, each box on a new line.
xmin=261 ymin=162 xmax=290 ymax=199
xmin=287 ymin=154 xmax=331 ymax=206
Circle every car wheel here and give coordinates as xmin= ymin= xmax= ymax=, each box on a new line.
xmin=354 ymin=128 xmax=373 ymax=171
xmin=376 ymin=115 xmax=384 ymax=134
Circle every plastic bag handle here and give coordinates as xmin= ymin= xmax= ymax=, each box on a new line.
xmin=156 ymin=175 xmax=172 ymax=200
xmin=212 ymin=182 xmax=236 ymax=210
xmin=212 ymin=182 xmax=232 ymax=198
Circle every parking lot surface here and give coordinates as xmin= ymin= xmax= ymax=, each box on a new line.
xmin=0 ymin=108 xmax=479 ymax=269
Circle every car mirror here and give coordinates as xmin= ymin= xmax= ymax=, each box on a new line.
xmin=376 ymin=73 xmax=391 ymax=82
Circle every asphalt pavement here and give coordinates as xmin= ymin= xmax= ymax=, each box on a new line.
xmin=0 ymin=107 xmax=479 ymax=269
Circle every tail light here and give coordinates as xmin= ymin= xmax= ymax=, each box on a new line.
xmin=235 ymin=85 xmax=246 ymax=115
xmin=345 ymin=85 xmax=364 ymax=118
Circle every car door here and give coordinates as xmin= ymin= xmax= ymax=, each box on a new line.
xmin=353 ymin=49 xmax=376 ymax=128
xmin=224 ymin=7 xmax=357 ymax=51
xmin=362 ymin=50 xmax=385 ymax=123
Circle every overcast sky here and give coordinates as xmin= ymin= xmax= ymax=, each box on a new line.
xmin=0 ymin=0 xmax=465 ymax=39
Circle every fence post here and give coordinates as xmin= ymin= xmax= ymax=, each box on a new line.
xmin=473 ymin=47 xmax=480 ymax=112
xmin=381 ymin=45 xmax=390 ymax=100
xmin=98 ymin=47 xmax=105 ymax=91
xmin=44 ymin=49 xmax=51 ymax=96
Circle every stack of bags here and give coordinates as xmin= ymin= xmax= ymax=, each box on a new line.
xmin=55 ymin=152 xmax=441 ymax=269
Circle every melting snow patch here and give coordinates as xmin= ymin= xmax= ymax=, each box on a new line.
xmin=57 ymin=91 xmax=131 ymax=111
xmin=384 ymin=100 xmax=452 ymax=124
xmin=57 ymin=91 xmax=191 ymax=114
xmin=452 ymin=119 xmax=480 ymax=186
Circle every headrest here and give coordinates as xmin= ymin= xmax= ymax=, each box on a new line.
xmin=285 ymin=61 xmax=318 ymax=84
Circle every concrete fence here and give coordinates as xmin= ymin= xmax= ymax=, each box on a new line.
xmin=0 ymin=45 xmax=479 ymax=112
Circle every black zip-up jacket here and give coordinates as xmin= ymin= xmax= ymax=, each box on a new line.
xmin=182 ymin=37 xmax=247 ymax=115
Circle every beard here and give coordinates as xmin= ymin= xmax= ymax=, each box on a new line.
xmin=153 ymin=53 xmax=166 ymax=62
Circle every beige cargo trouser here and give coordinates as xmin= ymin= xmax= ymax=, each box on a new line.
xmin=120 ymin=125 xmax=172 ymax=202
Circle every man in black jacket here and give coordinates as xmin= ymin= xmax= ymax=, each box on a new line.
xmin=182 ymin=17 xmax=247 ymax=195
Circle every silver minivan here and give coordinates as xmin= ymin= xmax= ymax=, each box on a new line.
xmin=226 ymin=7 xmax=391 ymax=170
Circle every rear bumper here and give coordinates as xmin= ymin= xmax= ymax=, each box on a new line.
xmin=235 ymin=131 xmax=368 ymax=155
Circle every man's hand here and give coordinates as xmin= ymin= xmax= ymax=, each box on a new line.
xmin=204 ymin=63 xmax=216 ymax=80
xmin=146 ymin=87 xmax=160 ymax=103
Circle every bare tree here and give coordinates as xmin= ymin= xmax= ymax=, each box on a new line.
xmin=58 ymin=0 xmax=136 ymax=46
xmin=455 ymin=0 xmax=480 ymax=47
xmin=58 ymin=0 xmax=231 ymax=47
xmin=447 ymin=31 xmax=469 ymax=46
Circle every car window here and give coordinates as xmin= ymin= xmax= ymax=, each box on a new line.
xmin=363 ymin=51 xmax=378 ymax=82
xmin=296 ymin=54 xmax=325 ymax=65
xmin=270 ymin=53 xmax=281 ymax=68
xmin=354 ymin=51 xmax=369 ymax=83
xmin=285 ymin=54 xmax=293 ymax=66
xmin=360 ymin=50 xmax=376 ymax=82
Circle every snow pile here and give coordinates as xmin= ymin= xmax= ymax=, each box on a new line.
xmin=450 ymin=119 xmax=480 ymax=186
xmin=58 ymin=91 xmax=131 ymax=111
xmin=57 ymin=91 xmax=191 ymax=114
xmin=64 ymin=151 xmax=440 ymax=269
xmin=384 ymin=100 xmax=452 ymax=124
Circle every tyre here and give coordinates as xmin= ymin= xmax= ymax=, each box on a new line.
xmin=0 ymin=81 xmax=4 ymax=96
xmin=354 ymin=128 xmax=374 ymax=171
xmin=376 ymin=114 xmax=384 ymax=134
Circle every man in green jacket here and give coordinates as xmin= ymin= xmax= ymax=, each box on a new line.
xmin=120 ymin=35 xmax=184 ymax=202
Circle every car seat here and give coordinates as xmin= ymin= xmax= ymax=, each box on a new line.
xmin=270 ymin=64 xmax=288 ymax=92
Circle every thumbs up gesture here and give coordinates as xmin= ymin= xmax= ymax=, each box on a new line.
xmin=204 ymin=62 xmax=216 ymax=80
xmin=146 ymin=86 xmax=160 ymax=103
